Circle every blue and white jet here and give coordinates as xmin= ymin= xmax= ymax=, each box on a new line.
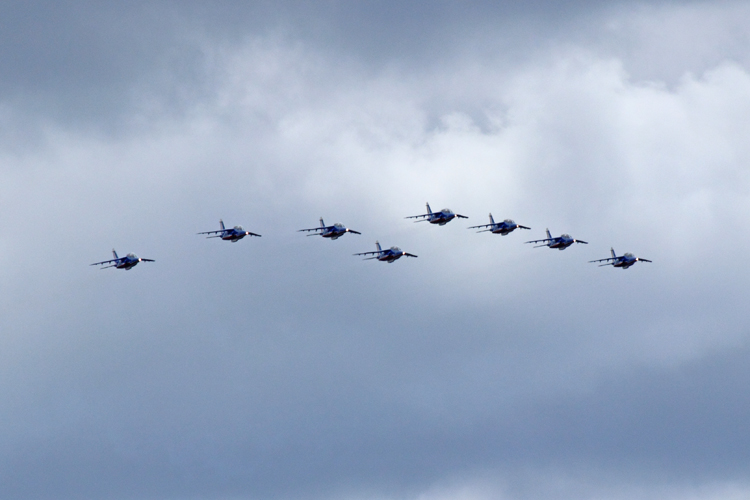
xmin=406 ymin=202 xmax=468 ymax=225
xmin=589 ymin=248 xmax=652 ymax=269
xmin=90 ymin=249 xmax=155 ymax=270
xmin=354 ymin=241 xmax=417 ymax=263
xmin=198 ymin=219 xmax=261 ymax=242
xmin=298 ymin=218 xmax=361 ymax=240
xmin=526 ymin=229 xmax=588 ymax=250
xmin=468 ymin=213 xmax=531 ymax=235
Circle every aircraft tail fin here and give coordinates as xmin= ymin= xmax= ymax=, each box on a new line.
xmin=546 ymin=228 xmax=552 ymax=239
xmin=426 ymin=202 xmax=432 ymax=215
xmin=320 ymin=217 xmax=325 ymax=228
xmin=375 ymin=241 xmax=382 ymax=253
xmin=219 ymin=219 xmax=225 ymax=230
xmin=112 ymin=249 xmax=119 ymax=260
xmin=489 ymin=213 xmax=495 ymax=225
xmin=611 ymin=247 xmax=616 ymax=258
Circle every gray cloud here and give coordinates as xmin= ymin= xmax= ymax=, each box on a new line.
xmin=1 ymin=1 xmax=750 ymax=499
xmin=0 ymin=1 xmax=701 ymax=130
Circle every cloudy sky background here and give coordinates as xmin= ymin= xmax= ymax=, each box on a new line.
xmin=2 ymin=1 xmax=750 ymax=498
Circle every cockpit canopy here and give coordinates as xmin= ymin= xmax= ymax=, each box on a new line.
xmin=391 ymin=246 xmax=401 ymax=252
xmin=441 ymin=208 xmax=453 ymax=214
xmin=233 ymin=226 xmax=243 ymax=231
xmin=126 ymin=253 xmax=136 ymax=258
xmin=333 ymin=223 xmax=344 ymax=229
xmin=624 ymin=252 xmax=634 ymax=258
xmin=561 ymin=234 xmax=571 ymax=239
xmin=504 ymin=219 xmax=514 ymax=224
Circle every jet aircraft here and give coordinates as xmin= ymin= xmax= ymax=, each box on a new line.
xmin=198 ymin=219 xmax=261 ymax=242
xmin=406 ymin=202 xmax=468 ymax=225
xmin=354 ymin=241 xmax=417 ymax=263
xmin=90 ymin=249 xmax=154 ymax=270
xmin=468 ymin=213 xmax=531 ymax=235
xmin=589 ymin=248 xmax=652 ymax=269
xmin=298 ymin=218 xmax=361 ymax=240
xmin=526 ymin=229 xmax=588 ymax=250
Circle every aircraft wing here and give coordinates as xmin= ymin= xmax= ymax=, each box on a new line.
xmin=298 ymin=227 xmax=327 ymax=232
xmin=405 ymin=214 xmax=430 ymax=220
xmin=467 ymin=223 xmax=493 ymax=229
xmin=525 ymin=238 xmax=552 ymax=244
xmin=518 ymin=225 xmax=531 ymax=230
xmin=197 ymin=230 xmax=224 ymax=235
xmin=247 ymin=232 xmax=262 ymax=237
xmin=140 ymin=258 xmax=155 ymax=262
xmin=589 ymin=257 xmax=617 ymax=263
xmin=455 ymin=214 xmax=469 ymax=219
xmin=90 ymin=258 xmax=120 ymax=266
xmin=353 ymin=251 xmax=382 ymax=256
xmin=638 ymin=258 xmax=652 ymax=262
xmin=404 ymin=253 xmax=418 ymax=258
xmin=347 ymin=229 xmax=362 ymax=234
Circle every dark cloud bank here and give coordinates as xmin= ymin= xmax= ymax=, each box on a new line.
xmin=1 ymin=2 xmax=750 ymax=499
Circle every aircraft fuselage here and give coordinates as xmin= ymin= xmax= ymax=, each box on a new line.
xmin=221 ymin=230 xmax=246 ymax=242
xmin=377 ymin=247 xmax=405 ymax=262
xmin=116 ymin=255 xmax=141 ymax=270
xmin=548 ymin=238 xmax=574 ymax=250
xmin=429 ymin=212 xmax=456 ymax=225
xmin=491 ymin=223 xmax=517 ymax=235
xmin=613 ymin=258 xmax=636 ymax=269
xmin=322 ymin=229 xmax=345 ymax=239
xmin=378 ymin=252 xmax=402 ymax=263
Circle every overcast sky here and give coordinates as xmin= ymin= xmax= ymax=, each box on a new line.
xmin=2 ymin=1 xmax=750 ymax=499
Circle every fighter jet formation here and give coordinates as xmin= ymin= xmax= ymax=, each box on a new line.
xmin=91 ymin=202 xmax=651 ymax=269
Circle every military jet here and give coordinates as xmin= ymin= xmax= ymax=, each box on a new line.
xmin=526 ymin=229 xmax=588 ymax=250
xmin=468 ymin=213 xmax=531 ymax=235
xmin=90 ymin=249 xmax=154 ymax=270
xmin=298 ymin=218 xmax=361 ymax=240
xmin=354 ymin=241 xmax=417 ymax=263
xmin=589 ymin=248 xmax=652 ymax=269
xmin=406 ymin=202 xmax=468 ymax=225
xmin=198 ymin=219 xmax=261 ymax=242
